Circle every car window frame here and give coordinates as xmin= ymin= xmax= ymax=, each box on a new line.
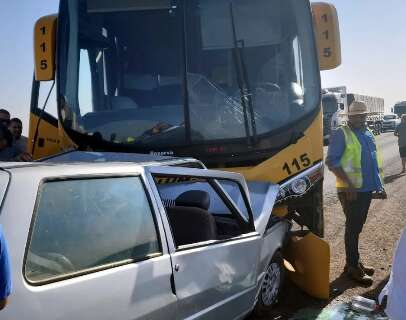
xmin=23 ymin=173 xmax=164 ymax=286
xmin=212 ymin=178 xmax=253 ymax=224
xmin=151 ymin=173 xmax=257 ymax=251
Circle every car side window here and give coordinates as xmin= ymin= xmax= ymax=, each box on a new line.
xmin=25 ymin=177 xmax=161 ymax=284
xmin=154 ymin=176 xmax=253 ymax=248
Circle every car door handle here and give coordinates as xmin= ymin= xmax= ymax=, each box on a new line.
xmin=174 ymin=264 xmax=180 ymax=272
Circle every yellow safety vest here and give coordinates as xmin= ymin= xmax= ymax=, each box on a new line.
xmin=336 ymin=126 xmax=384 ymax=190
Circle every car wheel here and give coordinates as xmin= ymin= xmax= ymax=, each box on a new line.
xmin=254 ymin=252 xmax=285 ymax=315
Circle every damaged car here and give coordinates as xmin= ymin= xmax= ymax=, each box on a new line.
xmin=0 ymin=153 xmax=289 ymax=319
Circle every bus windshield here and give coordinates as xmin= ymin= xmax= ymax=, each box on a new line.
xmin=58 ymin=0 xmax=319 ymax=151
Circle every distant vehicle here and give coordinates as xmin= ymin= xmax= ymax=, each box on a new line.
xmin=322 ymin=87 xmax=385 ymax=141
xmin=382 ymin=114 xmax=401 ymax=132
xmin=393 ymin=101 xmax=406 ymax=118
xmin=0 ymin=152 xmax=292 ymax=319
xmin=347 ymin=94 xmax=385 ymax=135
xmin=322 ymin=87 xmax=347 ymax=144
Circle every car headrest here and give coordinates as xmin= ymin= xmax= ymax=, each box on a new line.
xmin=175 ymin=190 xmax=210 ymax=211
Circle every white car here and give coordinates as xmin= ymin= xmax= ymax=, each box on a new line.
xmin=0 ymin=152 xmax=290 ymax=319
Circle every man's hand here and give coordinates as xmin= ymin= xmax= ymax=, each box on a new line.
xmin=372 ymin=189 xmax=388 ymax=199
xmin=17 ymin=152 xmax=32 ymax=162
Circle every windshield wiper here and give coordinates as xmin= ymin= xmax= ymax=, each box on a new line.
xmin=230 ymin=3 xmax=257 ymax=146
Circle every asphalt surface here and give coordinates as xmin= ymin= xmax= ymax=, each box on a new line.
xmin=251 ymin=132 xmax=405 ymax=319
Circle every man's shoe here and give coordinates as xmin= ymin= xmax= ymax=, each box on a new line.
xmin=359 ymin=262 xmax=375 ymax=276
xmin=347 ymin=266 xmax=373 ymax=286
xmin=344 ymin=263 xmax=375 ymax=277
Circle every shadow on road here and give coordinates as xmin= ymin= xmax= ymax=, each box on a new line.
xmin=329 ymin=272 xmax=370 ymax=298
xmin=363 ymin=275 xmax=390 ymax=301
xmin=384 ymin=172 xmax=406 ymax=185
xmin=251 ymin=273 xmax=386 ymax=319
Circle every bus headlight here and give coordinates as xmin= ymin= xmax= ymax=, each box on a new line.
xmin=291 ymin=178 xmax=309 ymax=195
xmin=276 ymin=162 xmax=323 ymax=203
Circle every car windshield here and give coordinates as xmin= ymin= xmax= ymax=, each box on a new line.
xmin=384 ymin=115 xmax=396 ymax=120
xmin=58 ymin=0 xmax=319 ymax=149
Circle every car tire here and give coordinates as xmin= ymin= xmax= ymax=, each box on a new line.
xmin=254 ymin=251 xmax=285 ymax=315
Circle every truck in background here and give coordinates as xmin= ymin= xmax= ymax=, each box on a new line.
xmin=394 ymin=101 xmax=406 ymax=118
xmin=322 ymin=87 xmax=384 ymax=144
xmin=347 ymin=93 xmax=384 ymax=135
xmin=322 ymin=86 xmax=347 ymax=144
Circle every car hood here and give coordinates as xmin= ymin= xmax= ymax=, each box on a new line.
xmin=247 ymin=181 xmax=280 ymax=236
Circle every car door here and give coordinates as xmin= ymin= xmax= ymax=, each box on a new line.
xmin=147 ymin=167 xmax=262 ymax=320
xmin=10 ymin=173 xmax=177 ymax=320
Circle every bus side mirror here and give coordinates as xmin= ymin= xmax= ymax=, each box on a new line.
xmin=312 ymin=3 xmax=341 ymax=71
xmin=34 ymin=15 xmax=58 ymax=81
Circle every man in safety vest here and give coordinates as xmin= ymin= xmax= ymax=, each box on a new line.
xmin=327 ymin=101 xmax=386 ymax=286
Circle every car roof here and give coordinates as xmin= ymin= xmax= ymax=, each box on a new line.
xmin=0 ymin=151 xmax=203 ymax=173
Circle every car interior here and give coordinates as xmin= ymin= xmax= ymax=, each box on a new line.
xmin=158 ymin=182 xmax=250 ymax=247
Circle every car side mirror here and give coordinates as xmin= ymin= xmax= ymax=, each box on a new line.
xmin=339 ymin=103 xmax=344 ymax=110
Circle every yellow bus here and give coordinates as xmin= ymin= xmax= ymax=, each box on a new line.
xmin=29 ymin=0 xmax=340 ymax=266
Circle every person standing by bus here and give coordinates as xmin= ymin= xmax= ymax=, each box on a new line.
xmin=326 ymin=101 xmax=386 ymax=286
xmin=8 ymin=118 xmax=28 ymax=154
xmin=394 ymin=115 xmax=406 ymax=173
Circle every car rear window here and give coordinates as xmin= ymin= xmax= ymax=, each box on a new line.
xmin=25 ymin=177 xmax=161 ymax=284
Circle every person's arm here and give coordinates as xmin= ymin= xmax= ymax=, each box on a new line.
xmin=0 ymin=228 xmax=11 ymax=311
xmin=329 ymin=166 xmax=355 ymax=189
xmin=326 ymin=129 xmax=357 ymax=200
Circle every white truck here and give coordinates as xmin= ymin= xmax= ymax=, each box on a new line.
xmin=322 ymin=86 xmax=347 ymax=144
xmin=322 ymin=87 xmax=384 ymax=143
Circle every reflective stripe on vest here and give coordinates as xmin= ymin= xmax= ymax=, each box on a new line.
xmin=336 ymin=126 xmax=384 ymax=190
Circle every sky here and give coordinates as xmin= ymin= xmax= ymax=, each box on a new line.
xmin=318 ymin=0 xmax=406 ymax=112
xmin=0 ymin=0 xmax=405 ymax=133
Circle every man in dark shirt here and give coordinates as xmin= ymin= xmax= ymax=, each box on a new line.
xmin=9 ymin=118 xmax=28 ymax=154
xmin=394 ymin=115 xmax=406 ymax=173
xmin=0 ymin=109 xmax=10 ymax=128
xmin=0 ymin=125 xmax=19 ymax=161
